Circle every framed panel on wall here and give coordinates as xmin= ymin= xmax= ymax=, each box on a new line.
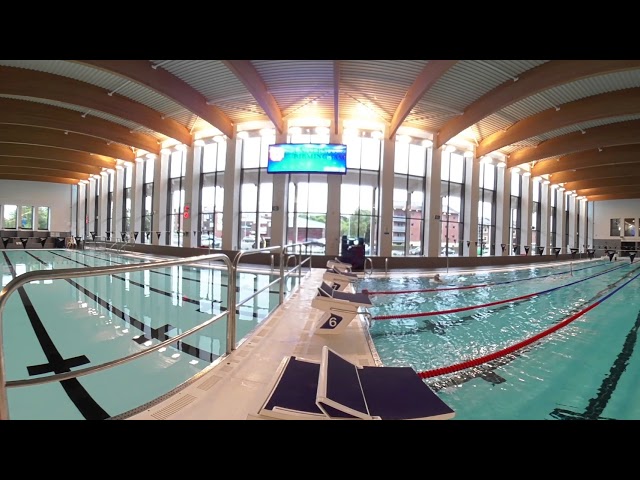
xmin=610 ymin=218 xmax=621 ymax=236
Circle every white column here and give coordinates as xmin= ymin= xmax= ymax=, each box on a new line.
xmin=77 ymin=184 xmax=86 ymax=237
xmin=222 ymin=134 xmax=241 ymax=250
xmin=325 ymin=124 xmax=343 ymax=257
xmin=586 ymin=200 xmax=594 ymax=250
xmin=70 ymin=185 xmax=78 ymax=237
xmin=182 ymin=144 xmax=201 ymax=248
xmin=425 ymin=146 xmax=442 ymax=257
xmin=463 ymin=153 xmax=479 ymax=257
xmin=521 ymin=173 xmax=532 ymax=255
xmin=269 ymin=128 xmax=288 ymax=248
xmin=556 ymin=190 xmax=566 ymax=253
xmin=539 ymin=181 xmax=550 ymax=255
xmin=132 ymin=159 xmax=143 ymax=243
xmin=99 ymin=173 xmax=108 ymax=238
xmin=568 ymin=194 xmax=576 ymax=251
xmin=495 ymin=165 xmax=511 ymax=255
xmin=378 ymin=137 xmax=395 ymax=257
xmin=152 ymin=154 xmax=166 ymax=245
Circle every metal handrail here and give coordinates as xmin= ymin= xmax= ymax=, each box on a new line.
xmin=364 ymin=257 xmax=373 ymax=276
xmin=0 ymin=252 xmax=233 ymax=420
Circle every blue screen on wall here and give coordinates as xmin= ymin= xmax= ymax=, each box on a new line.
xmin=267 ymin=143 xmax=347 ymax=174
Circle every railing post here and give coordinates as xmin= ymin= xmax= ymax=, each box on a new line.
xmin=279 ymin=247 xmax=285 ymax=304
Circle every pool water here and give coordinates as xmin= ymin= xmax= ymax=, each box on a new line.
xmin=357 ymin=259 xmax=640 ymax=420
xmin=0 ymin=249 xmax=291 ymax=420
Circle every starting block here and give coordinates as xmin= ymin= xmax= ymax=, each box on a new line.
xmin=326 ymin=258 xmax=352 ymax=273
xmin=311 ymin=281 xmax=372 ymax=335
xmin=322 ymin=267 xmax=361 ymax=292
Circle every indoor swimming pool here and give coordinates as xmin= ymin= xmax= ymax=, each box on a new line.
xmin=0 ymin=249 xmax=292 ymax=420
xmin=357 ymin=259 xmax=640 ymax=420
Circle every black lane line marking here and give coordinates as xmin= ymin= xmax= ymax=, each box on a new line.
xmin=80 ymin=251 xmax=206 ymax=285
xmin=27 ymin=252 xmax=220 ymax=364
xmin=3 ymin=251 xmax=109 ymax=420
xmin=548 ymin=308 xmax=640 ymax=420
xmin=50 ymin=251 xmax=224 ymax=311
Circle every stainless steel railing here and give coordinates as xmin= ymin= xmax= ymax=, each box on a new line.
xmin=0 ymin=252 xmax=233 ymax=420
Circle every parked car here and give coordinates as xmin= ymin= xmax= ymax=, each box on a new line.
xmin=441 ymin=247 xmax=457 ymax=256
xmin=201 ymin=234 xmax=222 ymax=248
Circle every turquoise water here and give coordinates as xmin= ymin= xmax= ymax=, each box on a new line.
xmin=0 ymin=249 xmax=289 ymax=420
xmin=358 ymin=259 xmax=640 ymax=420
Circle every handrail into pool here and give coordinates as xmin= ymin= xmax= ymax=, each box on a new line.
xmin=0 ymin=252 xmax=233 ymax=421
xmin=230 ymin=242 xmax=313 ymax=349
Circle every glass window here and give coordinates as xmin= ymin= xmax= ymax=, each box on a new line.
xmin=37 ymin=207 xmax=50 ymax=230
xmin=340 ymin=133 xmax=381 ymax=256
xmin=478 ymin=162 xmax=497 ymax=256
xmin=440 ymin=151 xmax=465 ymax=257
xmin=4 ymin=205 xmax=17 ymax=229
xmin=393 ymin=140 xmax=427 ymax=256
xmin=610 ymin=218 xmax=620 ymax=236
xmin=20 ymin=206 xmax=33 ymax=229
xmin=624 ymin=218 xmax=636 ymax=237
xmin=199 ymin=142 xmax=226 ymax=248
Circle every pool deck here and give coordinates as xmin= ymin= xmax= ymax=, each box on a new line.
xmin=128 ymin=257 xmax=604 ymax=420
xmin=128 ymin=267 xmax=377 ymax=420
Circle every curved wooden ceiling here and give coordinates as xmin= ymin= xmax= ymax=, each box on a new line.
xmin=0 ymin=59 xmax=639 ymax=202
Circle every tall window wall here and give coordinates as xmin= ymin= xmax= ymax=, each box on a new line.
xmin=141 ymin=158 xmax=154 ymax=244
xmin=286 ymin=126 xmax=330 ymax=253
xmin=440 ymin=150 xmax=465 ymax=257
xmin=340 ymin=129 xmax=382 ymax=255
xmin=198 ymin=140 xmax=226 ymax=248
xmin=167 ymin=149 xmax=186 ymax=247
xmin=393 ymin=137 xmax=427 ymax=256
xmin=510 ymin=170 xmax=522 ymax=254
xmin=122 ymin=164 xmax=132 ymax=239
xmin=239 ymin=130 xmax=274 ymax=250
xmin=478 ymin=160 xmax=497 ymax=256
xmin=531 ymin=178 xmax=541 ymax=253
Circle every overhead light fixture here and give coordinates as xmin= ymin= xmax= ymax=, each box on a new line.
xmin=396 ymin=134 xmax=411 ymax=144
xmin=213 ymin=135 xmax=225 ymax=143
xmin=463 ymin=149 xmax=474 ymax=158
xmin=422 ymin=139 xmax=433 ymax=148
xmin=194 ymin=139 xmax=205 ymax=147
xmin=236 ymin=131 xmax=249 ymax=140
xmin=522 ymin=170 xmax=531 ymax=176
xmin=160 ymin=148 xmax=172 ymax=155
xmin=444 ymin=144 xmax=456 ymax=153
xmin=146 ymin=153 xmax=157 ymax=160
xmin=512 ymin=167 xmax=521 ymax=173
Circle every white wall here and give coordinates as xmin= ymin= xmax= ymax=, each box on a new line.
xmin=592 ymin=199 xmax=640 ymax=241
xmin=0 ymin=180 xmax=73 ymax=233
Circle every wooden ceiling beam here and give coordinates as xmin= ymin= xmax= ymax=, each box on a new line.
xmin=436 ymin=60 xmax=640 ymax=149
xmin=507 ymin=119 xmax=640 ymax=167
xmin=0 ymin=143 xmax=116 ymax=168
xmin=0 ymin=97 xmax=160 ymax=154
xmin=0 ymin=65 xmax=191 ymax=145
xmin=0 ymin=124 xmax=135 ymax=161
xmin=478 ymin=88 xmax=640 ymax=157
xmin=0 ymin=174 xmax=78 ymax=185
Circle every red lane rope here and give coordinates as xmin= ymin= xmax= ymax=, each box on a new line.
xmin=372 ymin=292 xmax=538 ymax=320
xmin=417 ymin=302 xmax=600 ymax=379
xmin=416 ymin=266 xmax=640 ymax=379
xmin=370 ymin=263 xmax=628 ymax=320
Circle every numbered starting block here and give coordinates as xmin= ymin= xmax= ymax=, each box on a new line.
xmin=322 ymin=267 xmax=362 ymax=292
xmin=326 ymin=258 xmax=352 ymax=274
xmin=311 ymin=281 xmax=372 ymax=335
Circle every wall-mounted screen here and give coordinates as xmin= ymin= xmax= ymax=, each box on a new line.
xmin=267 ymin=143 xmax=347 ymax=174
